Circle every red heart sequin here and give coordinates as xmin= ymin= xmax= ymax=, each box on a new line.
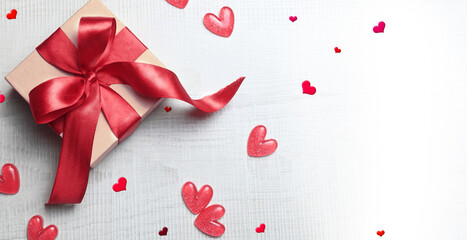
xmin=203 ymin=7 xmax=234 ymax=37
xmin=166 ymin=0 xmax=189 ymax=9
xmin=334 ymin=47 xmax=341 ymax=53
xmin=373 ymin=21 xmax=385 ymax=33
xmin=182 ymin=182 xmax=213 ymax=214
xmin=6 ymin=9 xmax=17 ymax=20
xmin=158 ymin=227 xmax=168 ymax=236
xmin=112 ymin=177 xmax=127 ymax=192
xmin=289 ymin=16 xmax=297 ymax=22
xmin=302 ymin=80 xmax=316 ymax=95
xmin=0 ymin=91 xmax=5 ymax=103
xmin=164 ymin=106 xmax=172 ymax=112
xmin=256 ymin=223 xmax=266 ymax=233
xmin=27 ymin=215 xmax=58 ymax=240
xmin=247 ymin=125 xmax=278 ymax=157
xmin=0 ymin=163 xmax=20 ymax=195
xmin=377 ymin=230 xmax=385 ymax=237
xmin=194 ymin=205 xmax=225 ymax=237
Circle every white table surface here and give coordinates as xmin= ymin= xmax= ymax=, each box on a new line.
xmin=1 ymin=0 xmax=467 ymax=239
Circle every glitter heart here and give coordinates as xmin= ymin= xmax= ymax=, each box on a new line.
xmin=194 ymin=205 xmax=225 ymax=237
xmin=289 ymin=16 xmax=297 ymax=22
xmin=302 ymin=80 xmax=316 ymax=95
xmin=158 ymin=227 xmax=168 ymax=236
xmin=255 ymin=223 xmax=266 ymax=233
xmin=0 ymin=163 xmax=20 ymax=195
xmin=27 ymin=215 xmax=58 ymax=240
xmin=373 ymin=21 xmax=385 ymax=33
xmin=182 ymin=182 xmax=213 ymax=214
xmin=377 ymin=230 xmax=385 ymax=237
xmin=112 ymin=177 xmax=127 ymax=192
xmin=0 ymin=91 xmax=5 ymax=103
xmin=247 ymin=125 xmax=278 ymax=157
xmin=203 ymin=7 xmax=234 ymax=37
xmin=166 ymin=0 xmax=189 ymax=9
xmin=334 ymin=47 xmax=341 ymax=53
xmin=164 ymin=106 xmax=172 ymax=112
xmin=6 ymin=9 xmax=17 ymax=20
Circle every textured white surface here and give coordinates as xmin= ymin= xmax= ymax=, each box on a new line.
xmin=1 ymin=0 xmax=467 ymax=239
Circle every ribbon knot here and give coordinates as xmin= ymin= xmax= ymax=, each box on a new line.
xmin=28 ymin=17 xmax=244 ymax=204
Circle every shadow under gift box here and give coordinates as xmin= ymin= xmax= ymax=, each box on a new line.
xmin=5 ymin=0 xmax=166 ymax=168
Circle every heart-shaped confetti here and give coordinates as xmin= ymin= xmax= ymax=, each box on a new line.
xmin=112 ymin=177 xmax=127 ymax=192
xmin=6 ymin=9 xmax=17 ymax=20
xmin=289 ymin=16 xmax=297 ymax=22
xmin=203 ymin=7 xmax=234 ymax=37
xmin=377 ymin=230 xmax=385 ymax=237
xmin=27 ymin=215 xmax=58 ymax=240
xmin=0 ymin=163 xmax=20 ymax=195
xmin=158 ymin=227 xmax=168 ymax=236
xmin=164 ymin=106 xmax=172 ymax=112
xmin=247 ymin=125 xmax=278 ymax=157
xmin=166 ymin=0 xmax=189 ymax=9
xmin=302 ymin=80 xmax=316 ymax=95
xmin=194 ymin=204 xmax=225 ymax=237
xmin=373 ymin=21 xmax=385 ymax=33
xmin=256 ymin=223 xmax=266 ymax=233
xmin=0 ymin=91 xmax=5 ymax=103
xmin=182 ymin=182 xmax=213 ymax=214
xmin=334 ymin=47 xmax=341 ymax=53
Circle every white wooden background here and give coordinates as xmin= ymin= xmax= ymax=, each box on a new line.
xmin=1 ymin=0 xmax=467 ymax=239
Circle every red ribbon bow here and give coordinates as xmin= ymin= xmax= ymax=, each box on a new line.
xmin=29 ymin=17 xmax=244 ymax=204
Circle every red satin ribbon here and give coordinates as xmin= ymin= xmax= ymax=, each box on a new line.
xmin=29 ymin=17 xmax=244 ymax=204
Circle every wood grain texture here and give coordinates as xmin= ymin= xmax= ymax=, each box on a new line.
xmin=1 ymin=0 xmax=467 ymax=239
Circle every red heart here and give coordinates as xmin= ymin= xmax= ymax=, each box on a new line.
xmin=6 ymin=9 xmax=17 ymax=20
xmin=164 ymin=106 xmax=172 ymax=112
xmin=182 ymin=182 xmax=213 ymax=214
xmin=302 ymin=80 xmax=316 ymax=95
xmin=158 ymin=227 xmax=168 ymax=236
xmin=373 ymin=21 xmax=385 ymax=33
xmin=247 ymin=125 xmax=278 ymax=157
xmin=203 ymin=7 xmax=234 ymax=37
xmin=289 ymin=16 xmax=297 ymax=22
xmin=194 ymin=205 xmax=225 ymax=237
xmin=112 ymin=177 xmax=127 ymax=192
xmin=0 ymin=91 xmax=5 ymax=103
xmin=27 ymin=215 xmax=58 ymax=240
xmin=255 ymin=223 xmax=266 ymax=233
xmin=0 ymin=163 xmax=20 ymax=195
xmin=377 ymin=230 xmax=385 ymax=237
xmin=334 ymin=47 xmax=341 ymax=53
xmin=166 ymin=0 xmax=189 ymax=9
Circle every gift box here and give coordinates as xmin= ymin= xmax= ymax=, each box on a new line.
xmin=4 ymin=0 xmax=244 ymax=204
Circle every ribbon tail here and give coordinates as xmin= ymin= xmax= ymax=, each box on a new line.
xmin=47 ymin=82 xmax=101 ymax=204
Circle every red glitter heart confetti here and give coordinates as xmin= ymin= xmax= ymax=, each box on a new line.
xmin=302 ymin=80 xmax=316 ymax=95
xmin=194 ymin=204 xmax=225 ymax=237
xmin=27 ymin=215 xmax=58 ymax=240
xmin=203 ymin=7 xmax=234 ymax=37
xmin=0 ymin=91 xmax=5 ymax=103
xmin=289 ymin=16 xmax=297 ymax=22
xmin=247 ymin=125 xmax=278 ymax=157
xmin=256 ymin=223 xmax=266 ymax=233
xmin=0 ymin=163 xmax=20 ymax=195
xmin=166 ymin=0 xmax=189 ymax=9
xmin=164 ymin=106 xmax=172 ymax=112
xmin=158 ymin=227 xmax=168 ymax=236
xmin=112 ymin=177 xmax=127 ymax=192
xmin=6 ymin=9 xmax=17 ymax=20
xmin=182 ymin=182 xmax=213 ymax=214
xmin=373 ymin=21 xmax=385 ymax=33
xmin=334 ymin=47 xmax=341 ymax=53
xmin=377 ymin=230 xmax=385 ymax=237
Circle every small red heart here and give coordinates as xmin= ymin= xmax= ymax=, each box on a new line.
xmin=158 ymin=227 xmax=168 ymax=236
xmin=164 ymin=106 xmax=172 ymax=112
xmin=302 ymin=80 xmax=316 ymax=95
xmin=27 ymin=215 xmax=58 ymax=240
xmin=203 ymin=7 xmax=235 ymax=37
xmin=194 ymin=204 xmax=225 ymax=237
xmin=256 ymin=223 xmax=266 ymax=233
xmin=289 ymin=16 xmax=297 ymax=22
xmin=377 ymin=230 xmax=385 ymax=237
xmin=0 ymin=163 xmax=20 ymax=195
xmin=0 ymin=91 xmax=5 ymax=103
xmin=182 ymin=182 xmax=213 ymax=214
xmin=247 ymin=125 xmax=278 ymax=157
xmin=6 ymin=9 xmax=17 ymax=20
xmin=112 ymin=177 xmax=127 ymax=192
xmin=166 ymin=0 xmax=189 ymax=9
xmin=334 ymin=47 xmax=341 ymax=53
xmin=373 ymin=21 xmax=385 ymax=33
